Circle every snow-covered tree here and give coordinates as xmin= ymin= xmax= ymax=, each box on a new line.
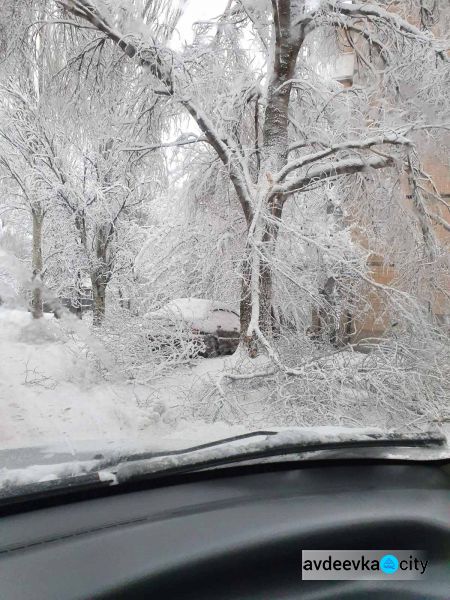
xmin=50 ymin=0 xmax=448 ymax=359
xmin=1 ymin=0 xmax=448 ymax=419
xmin=0 ymin=0 xmax=169 ymax=324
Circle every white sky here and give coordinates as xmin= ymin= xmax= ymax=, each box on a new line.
xmin=165 ymin=0 xmax=229 ymax=146
xmin=175 ymin=0 xmax=228 ymax=47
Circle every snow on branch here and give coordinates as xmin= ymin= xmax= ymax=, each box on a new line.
xmin=274 ymin=132 xmax=411 ymax=183
xmin=122 ymin=134 xmax=210 ymax=153
xmin=55 ymin=0 xmax=255 ymax=223
xmin=324 ymin=1 xmax=432 ymax=41
xmin=427 ymin=211 xmax=450 ymax=233
xmin=329 ymin=1 xmax=448 ymax=59
xmin=57 ymin=0 xmax=139 ymax=58
xmin=275 ymin=154 xmax=394 ymax=197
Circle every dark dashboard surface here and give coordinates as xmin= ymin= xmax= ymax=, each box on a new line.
xmin=0 ymin=461 xmax=449 ymax=599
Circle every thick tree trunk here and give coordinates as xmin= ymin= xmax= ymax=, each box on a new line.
xmin=239 ymin=2 xmax=303 ymax=353
xmin=239 ymin=208 xmax=281 ymax=353
xmin=246 ymin=0 xmax=302 ymax=342
xmin=239 ymin=250 xmax=258 ymax=356
xmin=31 ymin=204 xmax=44 ymax=319
xmin=92 ymin=280 xmax=106 ymax=326
xmin=91 ymin=225 xmax=111 ymax=326
xmin=258 ymin=198 xmax=285 ymax=339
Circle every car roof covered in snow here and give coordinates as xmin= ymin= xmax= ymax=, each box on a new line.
xmin=146 ymin=298 xmax=239 ymax=333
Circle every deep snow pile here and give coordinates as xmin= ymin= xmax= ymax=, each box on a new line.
xmin=0 ymin=308 xmax=247 ymax=452
xmin=0 ymin=308 xmax=147 ymax=448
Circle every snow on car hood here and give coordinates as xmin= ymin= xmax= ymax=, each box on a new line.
xmin=146 ymin=298 xmax=240 ymax=334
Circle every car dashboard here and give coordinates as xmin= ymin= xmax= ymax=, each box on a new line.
xmin=0 ymin=460 xmax=449 ymax=599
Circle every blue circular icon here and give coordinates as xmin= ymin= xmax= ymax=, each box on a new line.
xmin=380 ymin=554 xmax=399 ymax=574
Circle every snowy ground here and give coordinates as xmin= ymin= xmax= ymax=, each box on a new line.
xmin=0 ymin=307 xmax=247 ymax=457
xmin=1 ymin=307 xmax=447 ymax=489
xmin=1 ymin=307 xmax=446 ymax=467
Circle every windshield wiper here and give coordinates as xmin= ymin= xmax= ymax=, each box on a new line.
xmin=100 ymin=429 xmax=444 ymax=467
xmin=111 ymin=430 xmax=448 ymax=484
xmin=0 ymin=431 xmax=446 ymax=508
xmin=104 ymin=430 xmax=280 ymax=463
xmin=0 ymin=431 xmax=278 ymax=506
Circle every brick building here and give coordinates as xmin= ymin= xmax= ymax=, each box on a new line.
xmin=327 ymin=16 xmax=450 ymax=344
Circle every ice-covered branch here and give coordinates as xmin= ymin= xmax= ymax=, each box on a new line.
xmin=339 ymin=1 xmax=447 ymax=59
xmin=324 ymin=1 xmax=433 ymax=40
xmin=276 ymin=154 xmax=394 ymax=197
xmin=427 ymin=211 xmax=450 ymax=233
xmin=274 ymin=133 xmax=410 ymax=183
xmin=55 ymin=0 xmax=255 ymax=224
xmin=301 ymin=0 xmax=448 ymax=61
xmin=122 ymin=134 xmax=210 ymax=153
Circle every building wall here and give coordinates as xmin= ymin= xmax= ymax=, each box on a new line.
xmin=330 ymin=14 xmax=450 ymax=343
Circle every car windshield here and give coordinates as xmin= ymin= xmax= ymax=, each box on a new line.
xmin=0 ymin=0 xmax=449 ymax=493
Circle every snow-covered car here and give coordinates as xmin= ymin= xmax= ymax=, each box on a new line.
xmin=146 ymin=298 xmax=240 ymax=358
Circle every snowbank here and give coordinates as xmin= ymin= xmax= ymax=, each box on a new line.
xmin=0 ymin=307 xmax=247 ymax=455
